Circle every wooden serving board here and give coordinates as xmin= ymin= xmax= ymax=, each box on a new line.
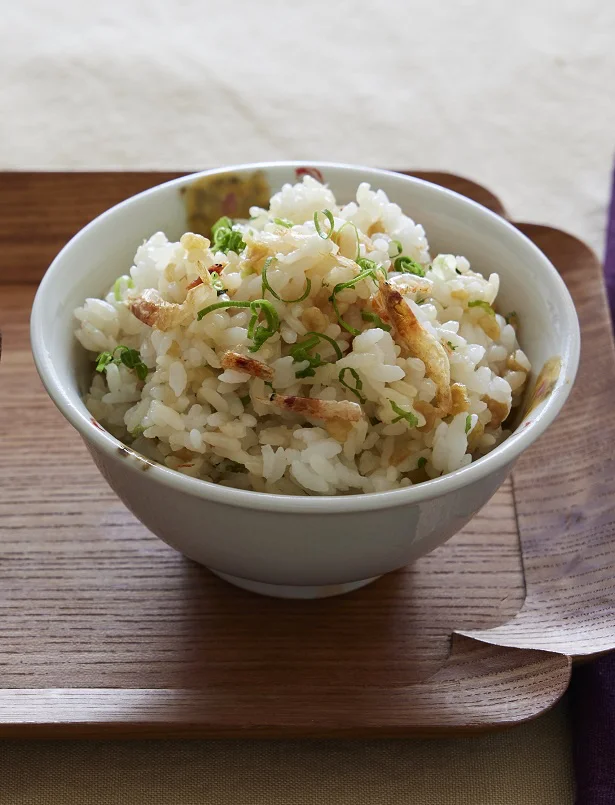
xmin=0 ymin=171 xmax=614 ymax=738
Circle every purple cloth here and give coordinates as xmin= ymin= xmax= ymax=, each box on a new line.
xmin=570 ymin=165 xmax=615 ymax=804
xmin=606 ymin=166 xmax=615 ymax=322
xmin=571 ymin=656 xmax=615 ymax=804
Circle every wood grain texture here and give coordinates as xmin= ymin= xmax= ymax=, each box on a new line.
xmin=0 ymin=284 xmax=527 ymax=694
xmin=461 ymin=226 xmax=615 ymax=654
xmin=0 ymin=172 xmax=183 ymax=284
xmin=0 ymin=641 xmax=570 ymax=738
xmin=1 ymin=170 xmax=610 ymax=737
xmin=0 ymin=170 xmax=505 ymax=284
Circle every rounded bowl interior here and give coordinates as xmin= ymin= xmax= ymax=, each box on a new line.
xmin=31 ymin=162 xmax=580 ymax=516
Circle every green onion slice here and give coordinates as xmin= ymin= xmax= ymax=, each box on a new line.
xmin=273 ymin=217 xmax=293 ymax=228
xmin=389 ymin=239 xmax=403 ymax=257
xmin=468 ymin=300 xmax=495 ymax=316
xmin=328 ymin=267 xmax=378 ymax=335
xmin=390 ymin=400 xmax=418 ymax=428
xmin=339 ymin=367 xmax=366 ymax=404
xmin=211 ymin=216 xmax=233 ymax=237
xmin=417 ymin=456 xmax=427 ymax=469
xmin=361 ymin=310 xmax=391 ymax=332
xmin=261 ymin=257 xmax=311 ymax=303
xmin=335 ymin=221 xmax=361 ymax=260
xmin=95 ymin=351 xmax=114 ymax=372
xmin=113 ymin=275 xmax=133 ymax=301
xmin=314 ymin=208 xmax=335 ymax=239
xmin=211 ymin=216 xmax=246 ymax=254
xmin=394 ymin=255 xmax=425 ymax=277
xmin=197 ymin=299 xmax=279 ymax=353
xmin=465 ymin=414 xmax=472 ymax=434
xmin=210 ymin=272 xmax=228 ymax=295
xmin=290 ymin=331 xmax=342 ymax=378
xmin=356 ymin=257 xmax=386 ymax=279
xmin=95 ymin=345 xmax=148 ymax=381
xmin=292 ymin=331 xmax=343 ymax=361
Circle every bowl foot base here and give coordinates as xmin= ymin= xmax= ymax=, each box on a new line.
xmin=209 ymin=569 xmax=381 ymax=599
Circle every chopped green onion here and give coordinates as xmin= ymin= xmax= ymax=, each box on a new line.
xmin=95 ymin=345 xmax=148 ymax=382
xmin=361 ymin=310 xmax=391 ymax=332
xmin=227 ymin=230 xmax=246 ymax=254
xmin=468 ymin=300 xmax=495 ymax=316
xmin=314 ymin=208 xmax=335 ymax=239
xmin=390 ymin=400 xmax=418 ymax=428
xmin=394 ymin=255 xmax=425 ymax=277
xmin=95 ymin=351 xmax=114 ymax=373
xmin=415 ymin=297 xmax=427 ymax=305
xmin=197 ymin=299 xmax=251 ymax=320
xmin=113 ymin=275 xmax=133 ymax=301
xmin=298 ymin=331 xmax=343 ymax=360
xmin=290 ymin=333 xmax=320 ymax=354
xmin=465 ymin=414 xmax=472 ymax=434
xmin=246 ymin=300 xmax=280 ymax=353
xmin=211 ymin=216 xmax=246 ymax=254
xmin=240 ymin=395 xmax=251 ymax=406
xmin=446 ymin=340 xmax=456 ymax=351
xmin=115 ymin=346 xmax=149 ymax=381
xmin=273 ymin=217 xmax=293 ymax=228
xmin=389 ymin=239 xmax=403 ymax=257
xmin=357 ymin=257 xmax=387 ymax=280
xmin=131 ymin=425 xmax=146 ymax=438
xmin=294 ymin=365 xmax=316 ymax=379
xmin=290 ymin=331 xmax=342 ymax=378
xmin=338 ymin=368 xmax=366 ymax=404
xmin=417 ymin=456 xmax=427 ymax=469
xmin=212 ymin=216 xmax=233 ymax=236
xmin=261 ymin=257 xmax=311 ymax=303
xmin=329 ymin=267 xmax=378 ymax=335
xmin=210 ymin=272 xmax=228 ymax=296
xmin=197 ymin=299 xmax=279 ymax=353
xmin=335 ymin=221 xmax=360 ymax=260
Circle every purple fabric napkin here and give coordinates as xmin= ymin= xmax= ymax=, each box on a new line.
xmin=605 ymin=167 xmax=615 ymax=321
xmin=570 ymin=165 xmax=615 ymax=805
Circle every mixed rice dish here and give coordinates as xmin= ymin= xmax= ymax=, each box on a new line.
xmin=75 ymin=177 xmax=531 ymax=495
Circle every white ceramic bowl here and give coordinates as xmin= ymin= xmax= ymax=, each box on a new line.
xmin=31 ymin=162 xmax=580 ymax=598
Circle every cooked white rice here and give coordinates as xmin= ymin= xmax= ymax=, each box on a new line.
xmin=74 ymin=177 xmax=530 ymax=496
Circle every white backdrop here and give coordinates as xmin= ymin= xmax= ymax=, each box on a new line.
xmin=1 ymin=1 xmax=613 ymax=250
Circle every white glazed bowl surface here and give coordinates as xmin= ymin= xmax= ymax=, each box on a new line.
xmin=31 ymin=163 xmax=580 ymax=597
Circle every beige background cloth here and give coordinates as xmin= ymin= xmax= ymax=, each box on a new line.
xmin=2 ymin=0 xmax=613 ymax=801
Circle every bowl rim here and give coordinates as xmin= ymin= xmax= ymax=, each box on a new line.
xmin=30 ymin=160 xmax=581 ymax=514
